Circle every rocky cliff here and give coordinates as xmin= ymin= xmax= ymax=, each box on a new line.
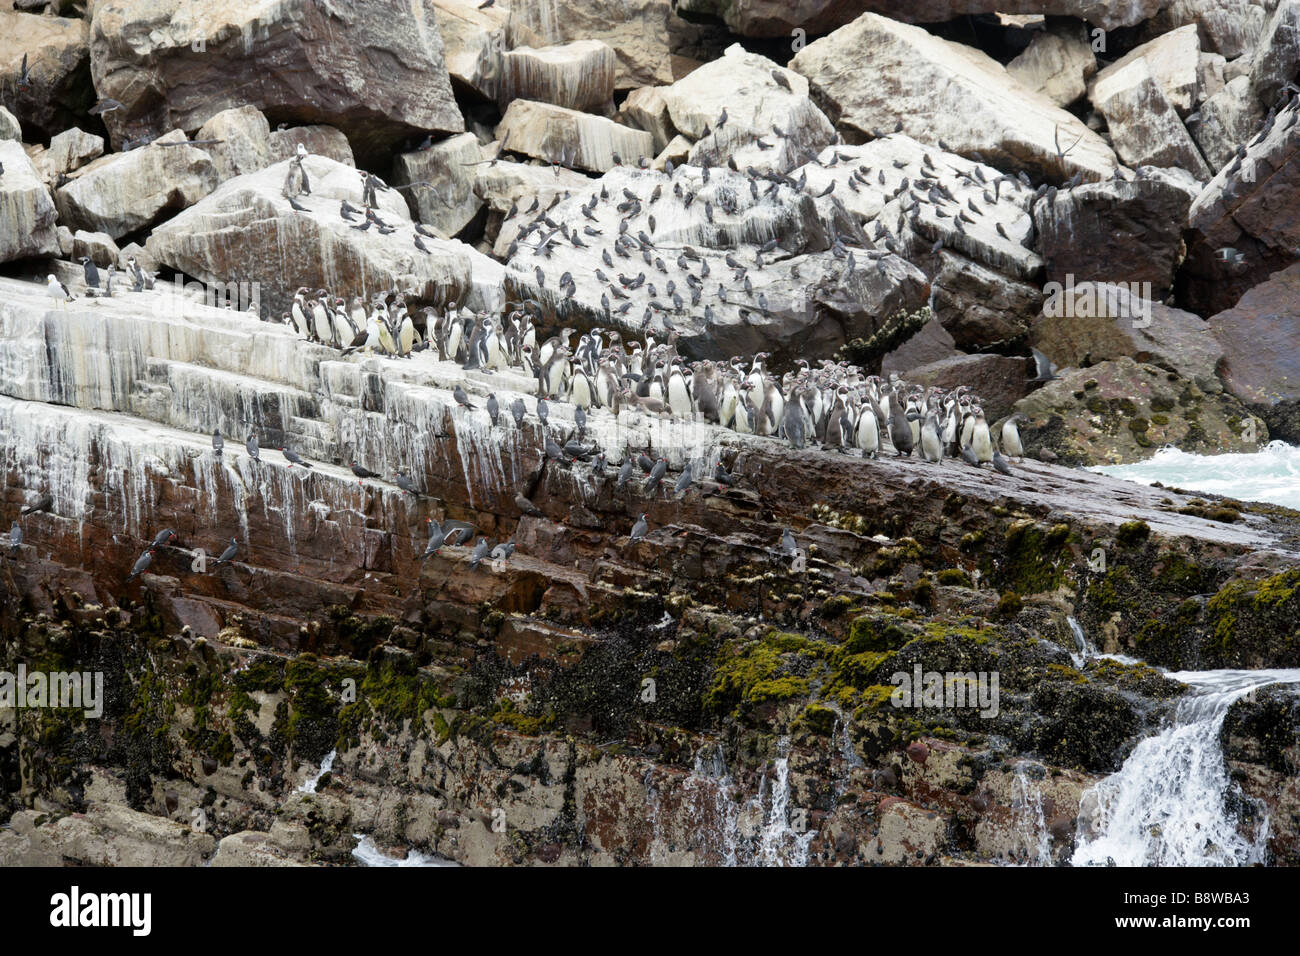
xmin=3 ymin=0 xmax=1300 ymax=867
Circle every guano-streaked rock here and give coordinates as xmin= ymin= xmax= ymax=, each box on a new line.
xmin=392 ymin=132 xmax=485 ymax=237
xmin=0 ymin=139 xmax=59 ymax=264
xmin=146 ymin=156 xmax=471 ymax=318
xmin=498 ymin=40 xmax=617 ymax=113
xmin=495 ymin=99 xmax=654 ymax=174
xmin=87 ymin=0 xmax=464 ymax=164
xmin=1092 ymin=59 xmax=1212 ymax=180
xmin=791 ymin=14 xmax=1117 ymax=183
xmin=54 ymin=129 xmax=219 ymax=240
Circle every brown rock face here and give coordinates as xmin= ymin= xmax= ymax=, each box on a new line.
xmin=1208 ymin=262 xmax=1300 ymax=406
xmin=87 ymin=0 xmax=464 ymax=165
xmin=1034 ymin=177 xmax=1196 ymax=298
xmin=0 ymin=11 xmax=93 ymax=140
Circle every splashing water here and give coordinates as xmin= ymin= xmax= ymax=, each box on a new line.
xmin=1072 ymin=668 xmax=1300 ymax=866
xmin=1011 ymin=762 xmax=1053 ymax=867
xmin=351 ymin=834 xmax=459 ymax=867
xmin=1093 ymin=442 xmax=1300 ymax=510
xmin=296 ymin=749 xmax=336 ymax=794
xmin=753 ymin=751 xmax=816 ymax=867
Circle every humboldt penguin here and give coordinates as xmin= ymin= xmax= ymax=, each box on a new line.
xmin=1000 ymin=413 xmax=1025 ymax=460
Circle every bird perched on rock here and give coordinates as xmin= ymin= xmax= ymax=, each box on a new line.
xmin=212 ymin=428 xmax=224 ymax=458
xmin=215 ymin=537 xmax=239 ymax=565
xmin=490 ymin=541 xmax=515 ymax=564
xmin=282 ymin=447 xmax=313 ymax=469
xmin=780 ymin=528 xmax=797 ymax=558
xmin=46 ymin=274 xmax=74 ymax=307
xmin=673 ymin=463 xmax=694 ymax=496
xmin=993 ymin=451 xmax=1013 ymax=476
xmin=151 ymin=529 xmax=178 ymax=549
xmin=421 ymin=519 xmax=445 ymax=558
xmin=714 ymin=462 xmax=738 ymax=487
xmin=510 ymin=398 xmax=526 ymax=427
xmin=469 ymin=537 xmax=491 ymax=570
xmin=8 ymin=521 xmax=21 ymax=558
xmin=246 ymin=434 xmax=260 ymax=461
xmin=20 ymin=492 xmax=52 ymax=516
xmin=350 ymin=461 xmax=379 ymax=483
xmin=617 ymin=458 xmax=634 ymax=490
xmin=644 ymin=457 xmax=668 ymax=494
xmin=487 ymin=393 xmax=499 ymax=426
xmin=79 ymin=256 xmax=101 ymax=293
xmin=126 ymin=548 xmax=155 ymax=582
xmin=394 ymin=473 xmax=423 ymax=497
xmin=453 ymin=385 xmax=476 ymax=409
xmin=628 ymin=513 xmax=649 ymax=545
xmin=515 ymin=492 xmax=544 ymax=517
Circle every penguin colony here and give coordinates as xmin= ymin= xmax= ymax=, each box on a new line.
xmin=8 ymin=136 xmax=1037 ymax=583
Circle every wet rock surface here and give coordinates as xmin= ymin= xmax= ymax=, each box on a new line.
xmin=3 ymin=0 xmax=1300 ymax=869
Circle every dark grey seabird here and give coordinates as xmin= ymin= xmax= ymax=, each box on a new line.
xmin=212 ymin=428 xmax=224 ymax=457
xmin=127 ymin=548 xmax=154 ymax=581
xmin=644 ymin=457 xmax=668 ymax=493
xmin=673 ymin=462 xmax=693 ymax=495
xmin=469 ymin=537 xmax=490 ymax=570
xmin=394 ymin=472 xmax=423 ymax=496
xmin=490 ymin=541 xmax=515 ymax=563
xmin=628 ymin=513 xmax=649 ymax=544
xmin=151 ymin=529 xmax=177 ymax=548
xmin=510 ymin=397 xmax=526 ymax=427
xmin=515 ymin=492 xmax=544 ymax=517
xmin=215 ymin=537 xmax=238 ymax=564
xmin=422 ymin=519 xmax=445 ymax=558
xmin=8 ymin=521 xmax=21 ymax=557
xmin=616 ymin=458 xmax=634 ymax=489
xmin=780 ymin=528 xmax=797 ymax=557
xmin=487 ymin=393 xmax=499 ymax=426
xmin=246 ymin=434 xmax=260 ymax=461
xmin=21 ymin=492 xmax=53 ymax=515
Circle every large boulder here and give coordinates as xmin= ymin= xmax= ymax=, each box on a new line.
xmin=1006 ymin=22 xmax=1097 ymax=108
xmin=87 ymin=0 xmax=463 ymax=165
xmin=268 ymin=126 xmax=355 ymax=167
xmin=498 ymin=41 xmax=617 ymax=112
xmin=1091 ymin=59 xmax=1212 ymax=179
xmin=1148 ymin=0 xmax=1270 ymax=59
xmin=908 ymin=353 xmax=1032 ymax=421
xmin=41 ymin=128 xmax=105 ymax=180
xmin=1179 ymin=94 xmax=1300 ymax=315
xmin=1032 ymin=283 xmax=1224 ymax=387
xmin=1088 ymin=24 xmax=1202 ymax=116
xmin=1013 ymin=357 xmax=1264 ymax=466
xmin=196 ymin=106 xmax=273 ymax=183
xmin=675 ymin=0 xmax=1162 ymax=38
xmin=1207 ymin=262 xmax=1300 ymax=405
xmin=146 ymin=156 xmax=474 ymax=318
xmin=1033 ymin=173 xmax=1197 ymax=296
xmin=54 ymin=129 xmax=218 ymax=240
xmin=431 ymin=0 xmax=510 ymax=99
xmin=506 ymin=0 xmax=676 ymax=88
xmin=1250 ymin=0 xmax=1300 ymax=108
xmin=0 ymin=106 xmax=18 ymax=141
xmin=0 ymin=10 xmax=92 ymax=140
xmin=392 ymin=132 xmax=484 ymax=237
xmin=501 ymin=163 xmax=929 ymax=362
xmin=1193 ymin=75 xmax=1265 ymax=170
xmin=0 ymin=139 xmax=59 ymax=264
xmin=618 ymin=87 xmax=676 ymax=154
xmin=790 ymin=14 xmax=1117 ymax=183
xmin=660 ymin=45 xmax=836 ymax=176
xmin=929 ymin=254 xmax=1043 ymax=352
xmin=495 ymin=99 xmax=654 ymax=173
xmin=475 ymin=159 xmax=593 ymax=258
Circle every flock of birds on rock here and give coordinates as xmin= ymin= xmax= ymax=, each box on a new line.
xmin=12 ymin=118 xmax=1056 ymax=592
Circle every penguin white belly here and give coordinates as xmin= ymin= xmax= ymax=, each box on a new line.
xmin=569 ymin=374 xmax=593 ymax=408
xmin=668 ymin=376 xmax=693 ymax=419
xmin=856 ymin=410 xmax=879 ymax=455
xmin=1002 ymin=421 xmax=1023 ymax=457
xmin=973 ymin=423 xmax=994 ymax=462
